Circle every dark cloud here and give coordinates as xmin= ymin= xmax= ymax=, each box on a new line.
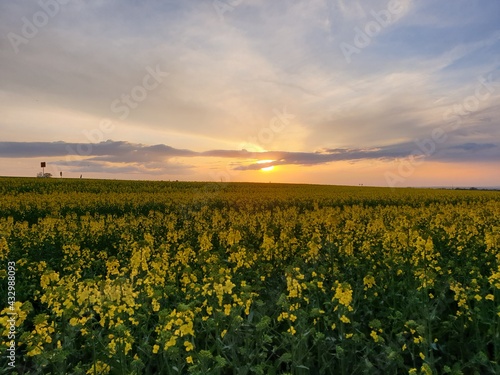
xmin=0 ymin=140 xmax=195 ymax=159
xmin=450 ymin=142 xmax=496 ymax=151
xmin=61 ymin=159 xmax=193 ymax=176
xmin=1 ymin=140 xmax=498 ymax=175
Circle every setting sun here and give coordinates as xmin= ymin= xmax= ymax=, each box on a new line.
xmin=257 ymin=160 xmax=275 ymax=172
xmin=1 ymin=1 xmax=498 ymax=188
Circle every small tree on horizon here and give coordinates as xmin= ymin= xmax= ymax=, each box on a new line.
xmin=37 ymin=172 xmax=52 ymax=178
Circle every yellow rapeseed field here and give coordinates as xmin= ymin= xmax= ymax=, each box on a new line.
xmin=0 ymin=177 xmax=499 ymax=374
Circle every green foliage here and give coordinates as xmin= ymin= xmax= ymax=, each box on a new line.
xmin=0 ymin=177 xmax=499 ymax=374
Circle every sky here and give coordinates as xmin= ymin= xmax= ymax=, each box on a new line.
xmin=0 ymin=0 xmax=499 ymax=187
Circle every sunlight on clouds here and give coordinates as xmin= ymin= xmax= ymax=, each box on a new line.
xmin=257 ymin=159 xmax=275 ymax=172
xmin=0 ymin=1 xmax=499 ymax=185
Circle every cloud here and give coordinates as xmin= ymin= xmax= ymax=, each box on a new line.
xmin=1 ymin=140 xmax=497 ymax=176
xmin=0 ymin=140 xmax=195 ymax=159
xmin=61 ymin=159 xmax=192 ymax=176
xmin=450 ymin=142 xmax=496 ymax=151
xmin=1 ymin=1 xmax=499 ymax=184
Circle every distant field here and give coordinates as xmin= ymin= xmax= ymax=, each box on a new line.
xmin=1 ymin=177 xmax=499 ymax=374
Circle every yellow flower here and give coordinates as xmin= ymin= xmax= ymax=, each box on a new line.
xmin=220 ymin=329 xmax=227 ymax=338
xmin=486 ymin=294 xmax=494 ymax=301
xmin=165 ymin=336 xmax=177 ymax=349
xmin=153 ymin=344 xmax=160 ymax=354
xmin=419 ymin=352 xmax=425 ymax=360
xmin=340 ymin=315 xmax=350 ymax=324
xmin=179 ymin=321 xmax=194 ymax=336
xmin=108 ymin=339 xmax=117 ymax=355
xmin=363 ymin=275 xmax=375 ymax=289
xmin=334 ymin=283 xmax=353 ymax=307
xmin=421 ymin=364 xmax=432 ymax=375
xmin=152 ymin=299 xmax=160 ymax=312
xmin=186 ymin=356 xmax=193 ymax=364
xmin=288 ymin=326 xmax=296 ymax=335
xmin=184 ymin=341 xmax=194 ymax=352
xmin=69 ymin=317 xmax=79 ymax=326
xmin=27 ymin=346 xmax=43 ymax=357
xmin=86 ymin=360 xmax=110 ymax=375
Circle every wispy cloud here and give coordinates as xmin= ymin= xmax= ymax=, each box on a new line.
xmin=0 ymin=0 xmax=499 ymax=184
